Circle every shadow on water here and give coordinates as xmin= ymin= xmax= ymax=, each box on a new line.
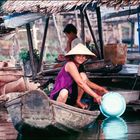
xmin=17 ymin=133 xmax=79 ymax=140
xmin=16 ymin=126 xmax=79 ymax=140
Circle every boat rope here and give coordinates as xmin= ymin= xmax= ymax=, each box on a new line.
xmin=4 ymin=89 xmax=42 ymax=108
xmin=0 ymin=90 xmax=28 ymax=106
xmin=131 ymin=76 xmax=138 ymax=90
xmin=2 ymin=92 xmax=29 ymax=107
xmin=131 ymin=65 xmax=140 ymax=90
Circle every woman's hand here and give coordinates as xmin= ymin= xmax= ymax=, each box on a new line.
xmin=57 ymin=54 xmax=65 ymax=61
xmin=95 ymin=95 xmax=102 ymax=105
xmin=100 ymin=87 xmax=108 ymax=95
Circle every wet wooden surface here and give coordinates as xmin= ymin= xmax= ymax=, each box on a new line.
xmin=0 ymin=107 xmax=17 ymax=140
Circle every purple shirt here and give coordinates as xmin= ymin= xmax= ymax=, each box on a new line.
xmin=50 ymin=65 xmax=74 ymax=99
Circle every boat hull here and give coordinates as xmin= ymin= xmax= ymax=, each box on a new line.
xmin=5 ymin=90 xmax=100 ymax=135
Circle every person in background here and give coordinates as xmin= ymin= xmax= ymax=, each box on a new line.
xmin=57 ymin=24 xmax=98 ymax=62
xmin=63 ymin=23 xmax=82 ymax=52
xmin=50 ymin=43 xmax=108 ymax=109
xmin=57 ymin=24 xmax=82 ymax=62
xmin=107 ymin=32 xmax=119 ymax=44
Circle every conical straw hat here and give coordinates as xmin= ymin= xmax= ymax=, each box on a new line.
xmin=65 ymin=43 xmax=96 ymax=57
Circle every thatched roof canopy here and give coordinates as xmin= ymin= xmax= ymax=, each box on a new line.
xmin=2 ymin=0 xmax=140 ymax=15
xmin=2 ymin=0 xmax=97 ymax=14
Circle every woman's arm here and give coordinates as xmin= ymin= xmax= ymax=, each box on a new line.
xmin=87 ymin=79 xmax=108 ymax=95
xmin=65 ymin=62 xmax=102 ymax=104
xmin=65 ymin=40 xmax=71 ymax=52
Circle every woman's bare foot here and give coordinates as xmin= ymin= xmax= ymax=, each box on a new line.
xmin=76 ymin=101 xmax=88 ymax=109
xmin=0 ymin=94 xmax=9 ymax=102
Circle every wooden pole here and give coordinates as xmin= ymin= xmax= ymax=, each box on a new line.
xmin=96 ymin=7 xmax=104 ymax=59
xmin=80 ymin=9 xmax=85 ymax=44
xmin=137 ymin=9 xmax=140 ymax=53
xmin=130 ymin=21 xmax=134 ymax=49
xmin=37 ymin=17 xmax=49 ymax=72
xmin=26 ymin=23 xmax=36 ymax=79
xmin=84 ymin=10 xmax=101 ymax=59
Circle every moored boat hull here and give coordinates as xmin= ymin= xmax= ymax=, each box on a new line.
xmin=5 ymin=90 xmax=100 ymax=135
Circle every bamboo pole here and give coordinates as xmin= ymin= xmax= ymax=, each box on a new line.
xmin=26 ymin=23 xmax=36 ymax=79
xmin=80 ymin=9 xmax=85 ymax=44
xmin=37 ymin=17 xmax=49 ymax=73
xmin=96 ymin=6 xmax=104 ymax=59
xmin=84 ymin=10 xmax=101 ymax=59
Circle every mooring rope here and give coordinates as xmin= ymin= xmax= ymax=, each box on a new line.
xmin=131 ymin=76 xmax=138 ymax=90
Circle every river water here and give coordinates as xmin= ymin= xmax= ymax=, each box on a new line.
xmin=0 ymin=106 xmax=140 ymax=140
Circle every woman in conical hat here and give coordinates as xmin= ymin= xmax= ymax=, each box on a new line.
xmin=50 ymin=43 xmax=108 ymax=109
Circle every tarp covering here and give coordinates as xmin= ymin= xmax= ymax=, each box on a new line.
xmin=3 ymin=11 xmax=44 ymax=28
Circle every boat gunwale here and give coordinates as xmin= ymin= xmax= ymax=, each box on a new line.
xmin=49 ymin=99 xmax=100 ymax=116
xmin=5 ymin=90 xmax=100 ymax=116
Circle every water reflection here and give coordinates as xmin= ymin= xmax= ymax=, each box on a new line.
xmin=0 ymin=107 xmax=140 ymax=140
xmin=101 ymin=117 xmax=127 ymax=139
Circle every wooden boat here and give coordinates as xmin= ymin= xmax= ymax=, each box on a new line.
xmin=84 ymin=60 xmax=122 ymax=73
xmin=5 ymin=90 xmax=100 ymax=136
xmin=114 ymin=90 xmax=140 ymax=104
xmin=37 ymin=60 xmax=122 ymax=79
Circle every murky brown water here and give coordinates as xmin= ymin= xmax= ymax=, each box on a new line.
xmin=0 ymin=106 xmax=140 ymax=140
